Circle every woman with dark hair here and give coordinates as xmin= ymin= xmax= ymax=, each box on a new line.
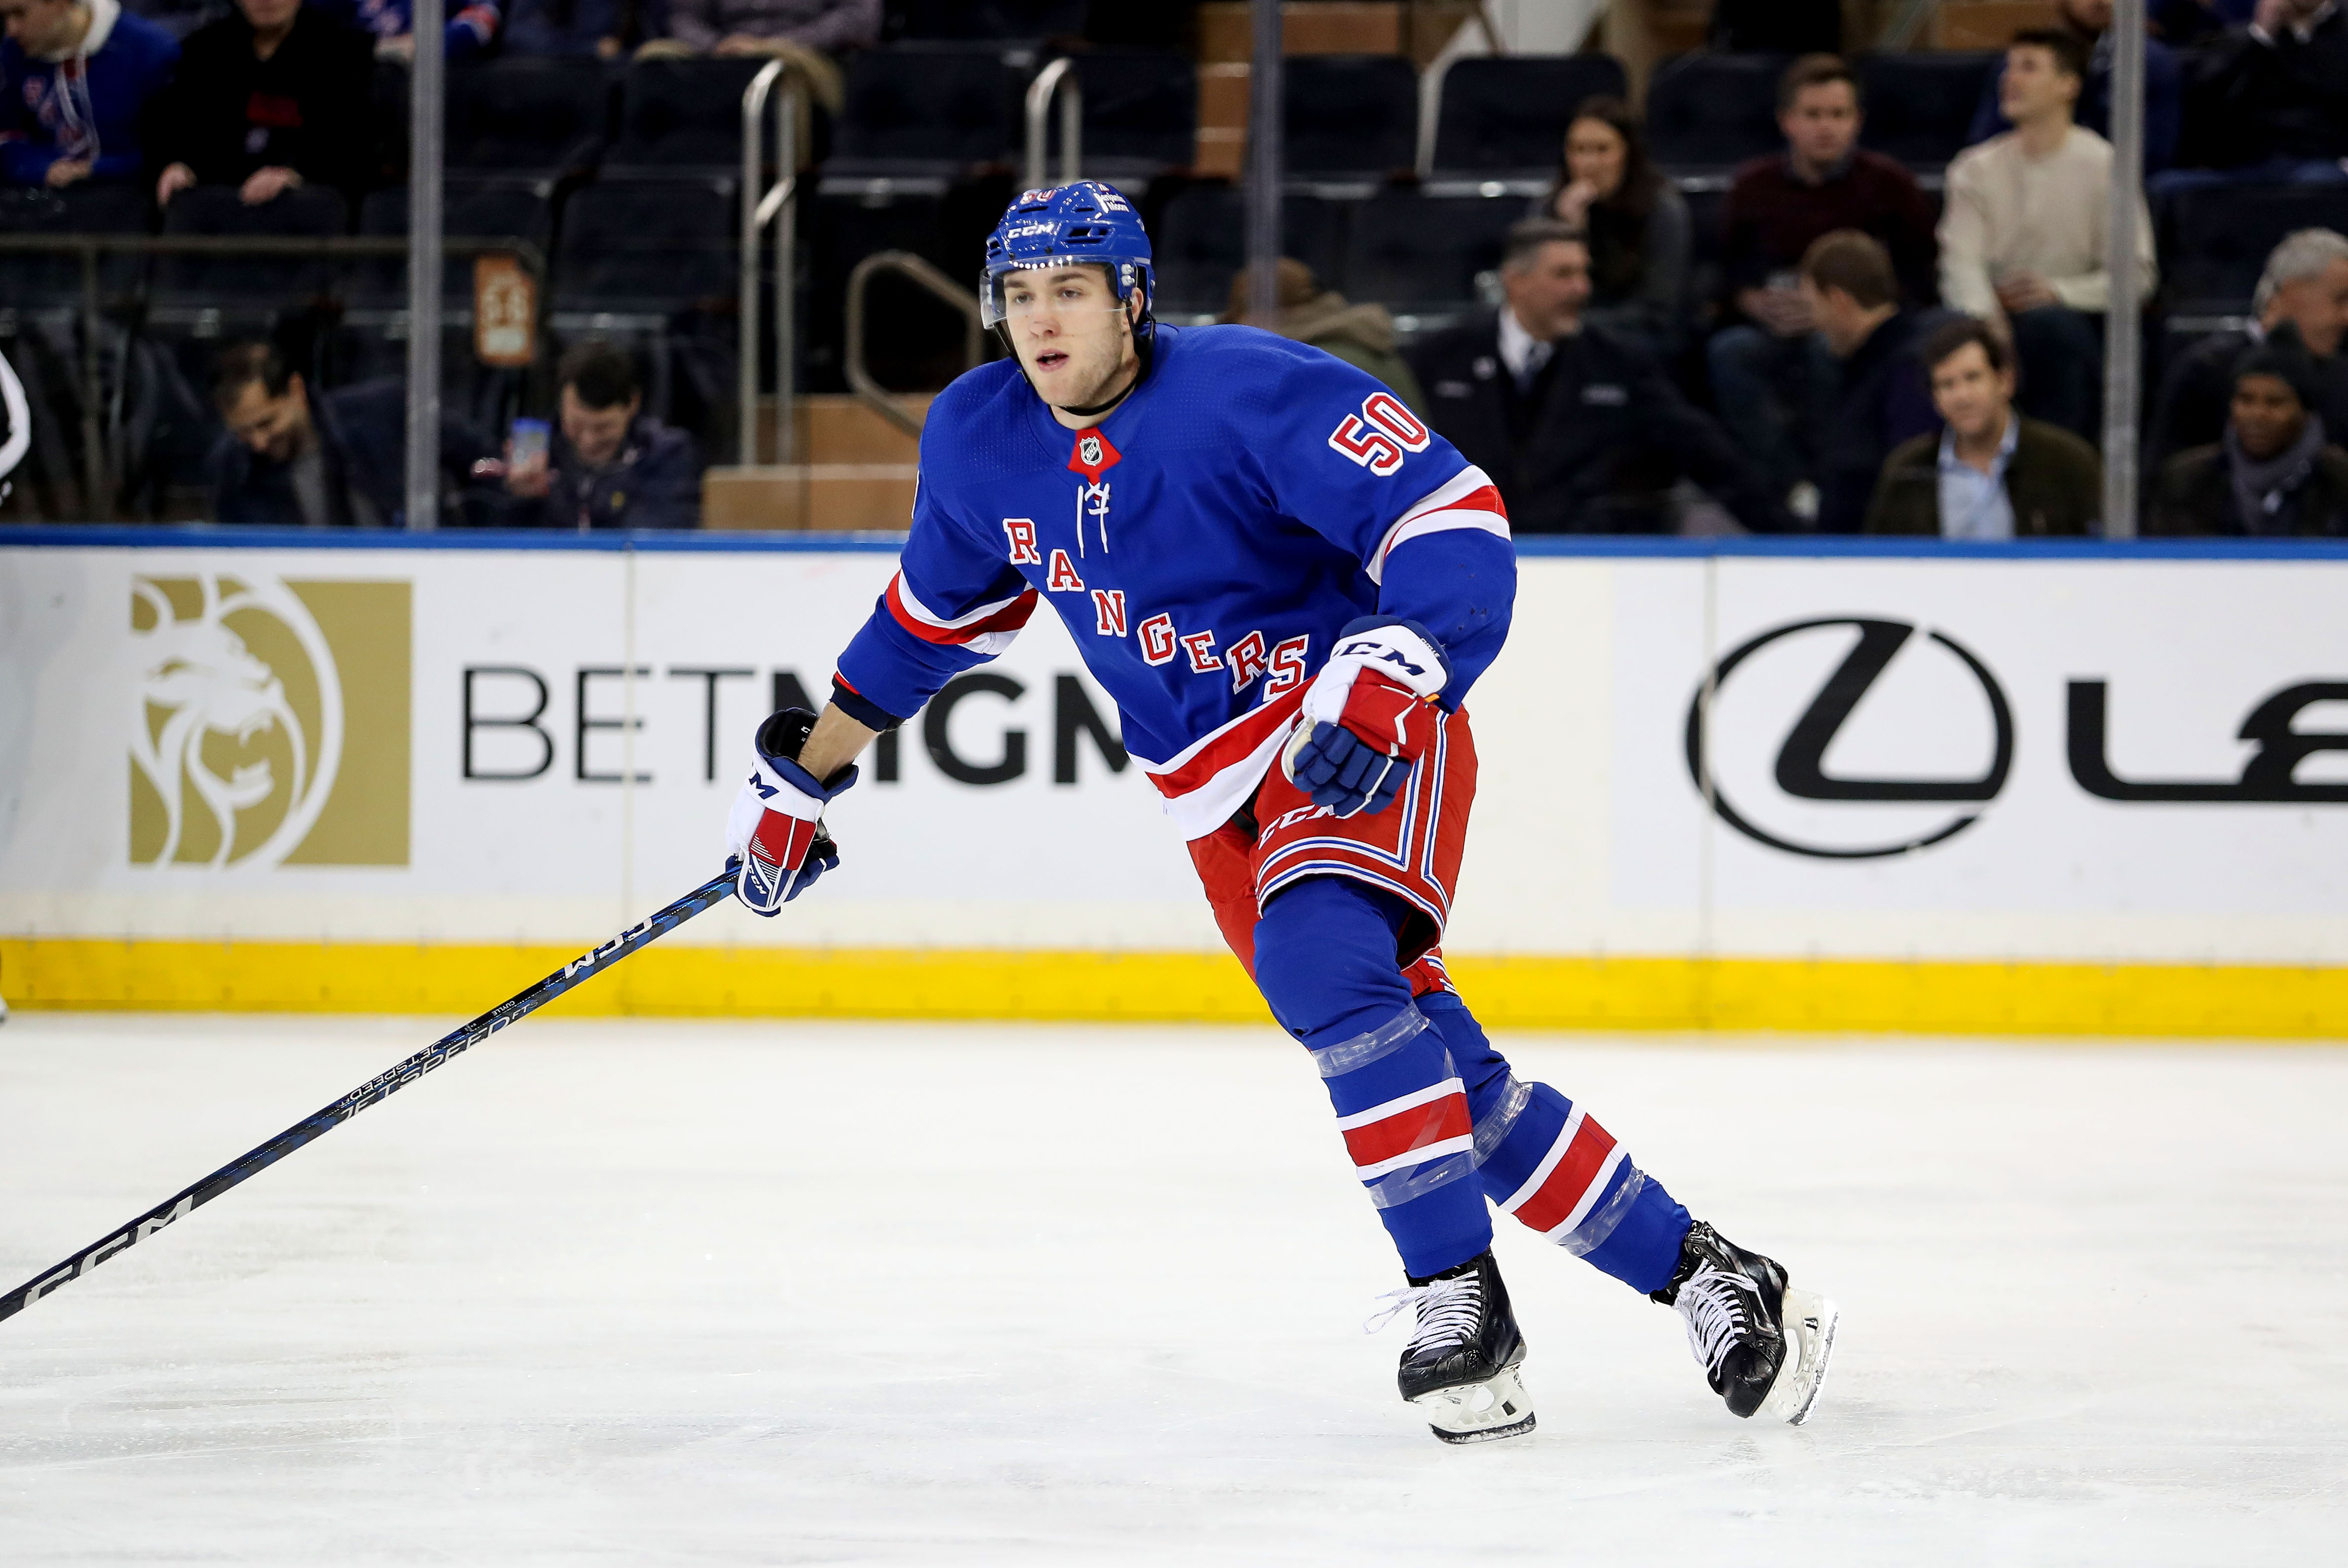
xmin=1532 ymin=95 xmax=1690 ymax=357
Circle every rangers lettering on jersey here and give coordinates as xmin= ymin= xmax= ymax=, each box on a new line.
xmin=837 ymin=324 xmax=1513 ymax=839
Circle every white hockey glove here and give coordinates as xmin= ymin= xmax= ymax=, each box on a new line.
xmin=725 ymin=708 xmax=853 ymax=915
xmin=1279 ymin=618 xmax=1451 ymax=817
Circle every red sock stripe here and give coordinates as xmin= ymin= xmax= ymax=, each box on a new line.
xmin=1510 ymin=1116 xmax=1618 ymax=1234
xmin=1340 ymin=1090 xmax=1472 ymax=1173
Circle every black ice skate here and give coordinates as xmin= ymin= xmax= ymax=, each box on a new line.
xmin=1368 ymin=1249 xmax=1535 ymax=1445
xmin=1650 ymin=1220 xmax=1837 ymax=1425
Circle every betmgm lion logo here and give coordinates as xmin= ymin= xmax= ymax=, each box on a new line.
xmin=130 ymin=573 xmax=411 ymax=868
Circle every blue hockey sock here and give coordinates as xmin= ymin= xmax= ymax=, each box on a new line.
xmin=1253 ymin=879 xmax=1493 ymax=1280
xmin=1417 ymin=990 xmax=1693 ymax=1295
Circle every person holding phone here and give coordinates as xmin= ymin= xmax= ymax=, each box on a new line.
xmin=500 ymin=339 xmax=701 ymax=531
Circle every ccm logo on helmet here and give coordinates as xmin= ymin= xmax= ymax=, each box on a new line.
xmin=1327 ymin=393 xmax=1431 ymax=476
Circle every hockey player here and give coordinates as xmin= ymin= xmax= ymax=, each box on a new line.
xmin=725 ymin=183 xmax=1836 ymax=1444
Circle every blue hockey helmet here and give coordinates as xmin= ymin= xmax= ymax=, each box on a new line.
xmin=979 ymin=180 xmax=1155 ymax=330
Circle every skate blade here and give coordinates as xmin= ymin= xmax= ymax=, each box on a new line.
xmin=1756 ymin=1287 xmax=1838 ymax=1426
xmin=1411 ymin=1363 xmax=1537 ymax=1445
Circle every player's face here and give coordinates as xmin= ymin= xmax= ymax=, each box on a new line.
xmin=1002 ymin=265 xmax=1137 ymax=410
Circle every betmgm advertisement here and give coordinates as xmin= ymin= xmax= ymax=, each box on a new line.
xmin=0 ymin=543 xmax=2344 ymax=1033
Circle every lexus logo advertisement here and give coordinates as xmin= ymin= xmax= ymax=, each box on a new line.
xmin=1685 ymin=615 xmax=2348 ymax=861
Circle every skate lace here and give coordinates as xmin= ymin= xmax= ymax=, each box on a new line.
xmin=1364 ymin=1274 xmax=1483 ymax=1358
xmin=1672 ymin=1263 xmax=1760 ymax=1377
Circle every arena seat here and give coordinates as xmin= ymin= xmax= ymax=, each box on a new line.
xmin=552 ymin=176 xmax=737 ymax=312
xmin=828 ymin=42 xmax=1031 ymax=179
xmin=0 ymin=184 xmax=151 ymax=308
xmin=1646 ymin=52 xmax=1789 ymax=177
xmin=1057 ymin=48 xmax=1196 ymax=185
xmin=1426 ymin=54 xmax=1630 ymax=183
xmin=1149 ymin=186 xmax=1348 ymax=318
xmin=604 ymin=57 xmax=780 ymax=178
xmin=446 ymin=58 xmax=616 ymax=181
xmin=885 ymin=0 xmax=1084 ymax=40
xmin=152 ymin=185 xmax=349 ymax=306
xmin=349 ymin=181 xmax=558 ymax=308
xmin=1339 ymin=191 xmax=1522 ymax=316
xmin=1857 ymin=51 xmax=1997 ymax=172
xmin=1284 ymin=55 xmax=1418 ymax=181
xmin=2163 ymin=183 xmax=2348 ymax=312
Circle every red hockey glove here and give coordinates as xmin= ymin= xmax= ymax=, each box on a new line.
xmin=1278 ymin=619 xmax=1452 ymax=817
xmin=725 ymin=708 xmax=854 ymax=915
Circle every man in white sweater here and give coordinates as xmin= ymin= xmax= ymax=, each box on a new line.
xmin=1938 ymin=27 xmax=2156 ymax=439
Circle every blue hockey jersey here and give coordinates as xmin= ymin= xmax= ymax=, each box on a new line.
xmin=832 ymin=323 xmax=1516 ymax=840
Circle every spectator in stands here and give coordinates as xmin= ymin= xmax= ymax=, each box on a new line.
xmin=2188 ymin=0 xmax=2348 ymax=179
xmin=1939 ymin=28 xmax=2156 ymax=441
xmin=2150 ymin=228 xmax=2348 ymax=465
xmin=1218 ymin=258 xmax=1424 ymax=412
xmin=1866 ymin=317 xmax=2103 ymax=536
xmin=1711 ymin=54 xmax=1938 ymax=519
xmin=500 ymin=0 xmax=647 ymax=56
xmin=662 ymin=0 xmax=872 ymax=53
xmin=0 ymin=0 xmax=179 ymax=188
xmin=1965 ymin=0 xmax=2182 ymax=175
xmin=152 ymin=0 xmax=373 ymax=207
xmin=1410 ymin=221 xmax=1780 ymax=535
xmin=499 ymin=339 xmax=699 ymax=530
xmin=1795 ymin=231 xmax=1940 ymax=534
xmin=2150 ymin=338 xmax=2348 ymax=533
xmin=309 ymin=0 xmax=499 ymax=61
xmin=1532 ymin=96 xmax=1689 ymax=358
xmin=210 ymin=341 xmax=492 ymax=527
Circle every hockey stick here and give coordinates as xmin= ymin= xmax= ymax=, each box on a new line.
xmin=0 ymin=867 xmax=740 ymax=1325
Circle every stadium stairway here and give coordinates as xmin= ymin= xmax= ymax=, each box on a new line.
xmin=701 ymin=392 xmax=927 ymax=530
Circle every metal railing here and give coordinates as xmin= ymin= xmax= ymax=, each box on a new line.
xmin=843 ymin=250 xmax=985 ymax=439
xmin=0 ymin=231 xmax=544 ymax=522
xmin=1024 ymin=57 xmax=1082 ymax=190
xmin=739 ymin=59 xmax=803 ymax=466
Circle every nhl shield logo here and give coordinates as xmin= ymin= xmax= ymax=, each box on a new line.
xmin=1067 ymin=426 xmax=1121 ymax=482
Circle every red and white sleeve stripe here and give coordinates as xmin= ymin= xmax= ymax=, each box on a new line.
xmin=884 ymin=573 xmax=1039 ymax=657
xmin=1497 ymin=1105 xmax=1627 ymax=1242
xmin=1367 ymin=465 xmax=1510 ymax=585
xmin=1335 ymin=1078 xmax=1474 ymax=1181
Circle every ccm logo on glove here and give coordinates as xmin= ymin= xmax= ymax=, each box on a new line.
xmin=1279 ymin=619 xmax=1452 ymax=818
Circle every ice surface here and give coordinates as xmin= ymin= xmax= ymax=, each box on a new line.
xmin=1 ymin=1013 xmax=2343 ymax=1565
